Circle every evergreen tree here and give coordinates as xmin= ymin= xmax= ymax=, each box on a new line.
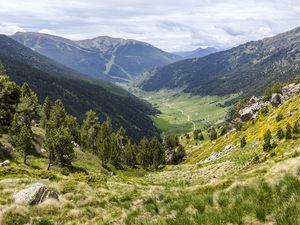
xmin=276 ymin=127 xmax=285 ymax=140
xmin=17 ymin=125 xmax=33 ymax=164
xmin=209 ymin=128 xmax=218 ymax=141
xmin=240 ymin=136 xmax=247 ymax=148
xmin=65 ymin=115 xmax=80 ymax=143
xmin=48 ymin=99 xmax=67 ymax=131
xmin=45 ymin=127 xmax=74 ymax=168
xmin=137 ymin=137 xmax=151 ymax=167
xmin=95 ymin=134 xmax=111 ymax=165
xmin=41 ymin=96 xmax=52 ymax=128
xmin=285 ymin=123 xmax=292 ymax=139
xmin=122 ymin=140 xmax=137 ymax=167
xmin=17 ymin=83 xmax=39 ymax=129
xmin=150 ymin=137 xmax=165 ymax=169
xmin=80 ymin=110 xmax=100 ymax=151
xmin=9 ymin=114 xmax=21 ymax=146
xmin=0 ymin=69 xmax=20 ymax=130
xmin=263 ymin=130 xmax=272 ymax=152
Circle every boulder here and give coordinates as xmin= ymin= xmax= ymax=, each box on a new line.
xmin=0 ymin=160 xmax=11 ymax=167
xmin=270 ymin=93 xmax=283 ymax=107
xmin=14 ymin=183 xmax=59 ymax=205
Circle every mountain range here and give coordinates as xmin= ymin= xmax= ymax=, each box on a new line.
xmin=11 ymin=32 xmax=181 ymax=82
xmin=0 ymin=35 xmax=160 ymax=141
xmin=138 ymin=27 xmax=300 ymax=100
xmin=172 ymin=47 xmax=219 ymax=59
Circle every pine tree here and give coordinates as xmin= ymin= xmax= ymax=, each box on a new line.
xmin=17 ymin=125 xmax=33 ymax=164
xmin=17 ymin=83 xmax=39 ymax=129
xmin=0 ymin=70 xmax=20 ymax=130
xmin=41 ymin=96 xmax=52 ymax=128
xmin=9 ymin=114 xmax=21 ymax=146
xmin=263 ymin=130 xmax=272 ymax=152
xmin=122 ymin=140 xmax=137 ymax=167
xmin=150 ymin=137 xmax=165 ymax=169
xmin=137 ymin=137 xmax=151 ymax=167
xmin=209 ymin=128 xmax=218 ymax=141
xmin=80 ymin=110 xmax=100 ymax=151
xmin=240 ymin=136 xmax=247 ymax=148
xmin=45 ymin=127 xmax=74 ymax=168
xmin=65 ymin=115 xmax=80 ymax=143
xmin=285 ymin=123 xmax=292 ymax=139
xmin=48 ymin=100 xmax=67 ymax=131
xmin=276 ymin=127 xmax=285 ymax=140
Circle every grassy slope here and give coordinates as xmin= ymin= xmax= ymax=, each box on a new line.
xmin=131 ymin=88 xmax=238 ymax=136
xmin=0 ymin=94 xmax=300 ymax=225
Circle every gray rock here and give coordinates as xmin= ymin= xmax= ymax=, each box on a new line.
xmin=239 ymin=101 xmax=269 ymax=121
xmin=271 ymin=93 xmax=283 ymax=107
xmin=14 ymin=183 xmax=58 ymax=205
xmin=0 ymin=160 xmax=11 ymax=167
xmin=197 ymin=144 xmax=235 ymax=165
xmin=282 ymin=83 xmax=300 ymax=101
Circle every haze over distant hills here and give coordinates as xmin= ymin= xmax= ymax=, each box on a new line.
xmin=11 ymin=32 xmax=181 ymax=82
xmin=0 ymin=34 xmax=160 ymax=141
xmin=139 ymin=26 xmax=300 ymax=99
xmin=172 ymin=47 xmax=219 ymax=59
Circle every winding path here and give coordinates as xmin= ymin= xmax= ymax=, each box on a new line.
xmin=164 ymin=102 xmax=196 ymax=131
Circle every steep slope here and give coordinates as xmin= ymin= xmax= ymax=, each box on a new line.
xmin=11 ymin=32 xmax=181 ymax=82
xmin=173 ymin=47 xmax=219 ymax=59
xmin=0 ymin=35 xmax=159 ymax=141
xmin=139 ymin=27 xmax=300 ymax=98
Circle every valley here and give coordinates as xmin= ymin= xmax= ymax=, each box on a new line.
xmin=130 ymin=88 xmax=238 ymax=136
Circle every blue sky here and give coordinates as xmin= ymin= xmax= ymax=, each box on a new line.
xmin=0 ymin=0 xmax=299 ymax=51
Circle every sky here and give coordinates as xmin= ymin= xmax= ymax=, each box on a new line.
xmin=0 ymin=0 xmax=299 ymax=51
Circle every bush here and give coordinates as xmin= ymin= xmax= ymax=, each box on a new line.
xmin=277 ymin=128 xmax=285 ymax=140
xmin=263 ymin=130 xmax=274 ymax=152
xmin=276 ymin=113 xmax=284 ymax=122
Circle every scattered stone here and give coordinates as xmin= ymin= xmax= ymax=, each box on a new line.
xmin=0 ymin=160 xmax=11 ymax=167
xmin=40 ymin=148 xmax=47 ymax=153
xmin=270 ymin=93 xmax=283 ymax=107
xmin=71 ymin=141 xmax=80 ymax=148
xmin=14 ymin=183 xmax=59 ymax=205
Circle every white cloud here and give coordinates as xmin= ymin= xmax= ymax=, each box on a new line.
xmin=0 ymin=0 xmax=299 ymax=51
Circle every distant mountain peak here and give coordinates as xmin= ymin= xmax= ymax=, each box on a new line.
xmin=172 ymin=47 xmax=219 ymax=59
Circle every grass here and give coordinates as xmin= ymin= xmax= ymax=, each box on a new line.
xmin=130 ymin=88 xmax=238 ymax=136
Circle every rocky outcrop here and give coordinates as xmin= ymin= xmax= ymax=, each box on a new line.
xmin=0 ymin=160 xmax=11 ymax=167
xmin=14 ymin=183 xmax=59 ymax=205
xmin=282 ymin=83 xmax=300 ymax=101
xmin=239 ymin=98 xmax=269 ymax=122
xmin=197 ymin=144 xmax=235 ymax=165
xmin=270 ymin=93 xmax=283 ymax=107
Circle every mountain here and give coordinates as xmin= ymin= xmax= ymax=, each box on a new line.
xmin=11 ymin=32 xmax=181 ymax=82
xmin=139 ymin=27 xmax=300 ymax=99
xmin=0 ymin=34 xmax=160 ymax=141
xmin=173 ymin=47 xmax=219 ymax=59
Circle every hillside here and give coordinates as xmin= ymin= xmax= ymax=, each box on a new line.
xmin=0 ymin=35 xmax=160 ymax=141
xmin=0 ymin=79 xmax=299 ymax=225
xmin=139 ymin=26 xmax=300 ymax=99
xmin=11 ymin=32 xmax=181 ymax=82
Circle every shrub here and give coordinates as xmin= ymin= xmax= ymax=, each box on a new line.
xmin=285 ymin=123 xmax=292 ymax=139
xmin=277 ymin=128 xmax=285 ymax=140
xmin=263 ymin=130 xmax=274 ymax=152
xmin=276 ymin=113 xmax=284 ymax=122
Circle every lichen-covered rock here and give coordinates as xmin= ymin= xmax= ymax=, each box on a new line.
xmin=270 ymin=93 xmax=283 ymax=107
xmin=14 ymin=183 xmax=58 ymax=205
xmin=239 ymin=101 xmax=269 ymax=121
